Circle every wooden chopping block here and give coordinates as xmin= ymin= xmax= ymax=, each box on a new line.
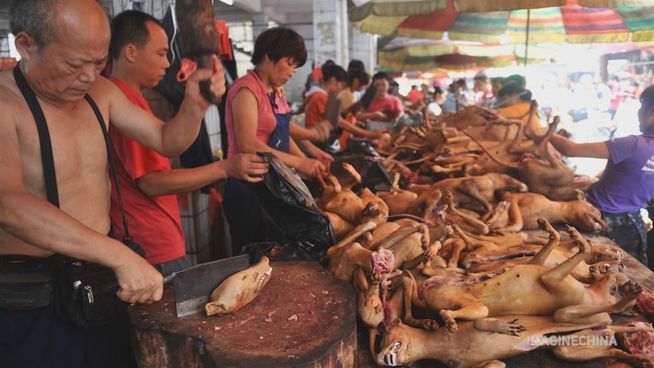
xmin=129 ymin=261 xmax=357 ymax=368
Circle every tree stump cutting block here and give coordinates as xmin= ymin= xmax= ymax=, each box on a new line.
xmin=129 ymin=261 xmax=357 ymax=368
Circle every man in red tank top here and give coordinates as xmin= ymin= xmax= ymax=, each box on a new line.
xmin=108 ymin=11 xmax=267 ymax=275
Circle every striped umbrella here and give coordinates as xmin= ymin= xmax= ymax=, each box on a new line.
xmin=377 ymin=37 xmax=555 ymax=71
xmin=351 ymin=0 xmax=654 ymax=44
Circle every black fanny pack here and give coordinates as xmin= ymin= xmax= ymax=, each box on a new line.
xmin=8 ymin=65 xmax=144 ymax=327
xmin=52 ymin=259 xmax=124 ymax=327
xmin=0 ymin=257 xmax=54 ymax=311
xmin=0 ymin=256 xmax=124 ymax=327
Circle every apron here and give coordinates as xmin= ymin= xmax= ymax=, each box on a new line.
xmin=266 ymin=91 xmax=291 ymax=152
xmin=224 ymin=91 xmax=290 ymax=254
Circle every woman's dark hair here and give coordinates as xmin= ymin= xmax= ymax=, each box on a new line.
xmin=372 ymin=72 xmax=390 ymax=82
xmin=491 ymin=77 xmax=504 ymax=86
xmin=497 ymin=82 xmax=532 ymax=101
xmin=640 ymin=85 xmax=654 ymax=111
xmin=322 ymin=64 xmax=347 ymax=83
xmin=504 ymin=74 xmax=526 ymax=90
xmin=347 ymin=59 xmax=365 ymax=73
xmin=109 ymin=10 xmax=164 ymax=60
xmin=433 ymin=86 xmax=443 ymax=95
xmin=347 ymin=68 xmax=370 ymax=86
xmin=251 ymin=27 xmax=307 ymax=67
xmin=320 ymin=59 xmax=335 ymax=75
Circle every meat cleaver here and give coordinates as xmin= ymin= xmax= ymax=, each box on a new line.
xmin=162 ymin=254 xmax=249 ymax=317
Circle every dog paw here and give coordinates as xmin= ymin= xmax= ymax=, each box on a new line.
xmin=440 ymin=310 xmax=458 ymax=333
xmin=620 ymin=281 xmax=643 ymax=301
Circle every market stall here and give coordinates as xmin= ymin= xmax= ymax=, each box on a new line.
xmin=128 ymin=100 xmax=654 ymax=367
xmin=5 ymin=0 xmax=652 ymax=367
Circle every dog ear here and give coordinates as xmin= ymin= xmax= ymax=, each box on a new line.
xmin=575 ymin=189 xmax=587 ymax=202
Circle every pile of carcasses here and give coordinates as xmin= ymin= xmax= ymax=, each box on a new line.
xmin=318 ymin=102 xmax=654 ymax=367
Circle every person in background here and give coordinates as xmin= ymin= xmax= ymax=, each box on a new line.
xmin=494 ymin=81 xmax=540 ymax=134
xmin=304 ymin=59 xmax=334 ymax=97
xmin=441 ymin=82 xmax=457 ymax=113
xmin=339 ymin=67 xmax=370 ymax=112
xmin=107 ymin=11 xmax=267 ymax=276
xmin=406 ymin=85 xmax=423 ymax=105
xmin=420 ymin=83 xmax=431 ymax=101
xmin=549 ymin=85 xmax=654 ymax=266
xmin=346 ymin=59 xmax=367 ymax=103
xmin=473 ymin=72 xmax=494 ymax=108
xmin=491 ymin=77 xmax=504 ymax=92
xmin=608 ymin=75 xmax=623 ymax=120
xmin=355 ymin=72 xmax=404 ymax=122
xmin=389 ymin=79 xmax=401 ymax=98
xmin=495 ymin=82 xmax=532 ymax=109
xmin=224 ymin=27 xmax=327 ymax=254
xmin=427 ymin=86 xmax=446 ymax=117
xmin=304 ymin=63 xmax=381 ymax=151
xmin=304 ymin=63 xmax=347 ymax=130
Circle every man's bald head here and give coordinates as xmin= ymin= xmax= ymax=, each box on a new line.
xmin=11 ymin=0 xmax=111 ymax=105
xmin=10 ymin=0 xmax=109 ymax=48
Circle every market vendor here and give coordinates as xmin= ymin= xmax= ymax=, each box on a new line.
xmin=224 ymin=27 xmax=327 ymax=254
xmin=549 ymin=85 xmax=654 ymax=266
xmin=355 ymin=72 xmax=404 ymax=122
xmin=107 ymin=11 xmax=267 ymax=276
xmin=304 ymin=62 xmax=382 ymax=152
xmin=0 ymin=0 xmax=225 ymax=366
xmin=338 ymin=64 xmax=369 ymax=112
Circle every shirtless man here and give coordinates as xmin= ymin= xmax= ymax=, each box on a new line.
xmin=0 ymin=1 xmax=225 ymax=366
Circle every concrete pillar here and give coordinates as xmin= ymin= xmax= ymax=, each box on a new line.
xmin=252 ymin=13 xmax=270 ymax=39
xmin=349 ymin=27 xmax=377 ymax=72
xmin=312 ymin=0 xmax=348 ymax=67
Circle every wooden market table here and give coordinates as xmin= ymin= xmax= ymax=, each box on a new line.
xmin=129 ymin=261 xmax=357 ymax=368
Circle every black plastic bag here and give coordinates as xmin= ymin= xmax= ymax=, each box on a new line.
xmin=248 ymin=153 xmax=334 ymax=261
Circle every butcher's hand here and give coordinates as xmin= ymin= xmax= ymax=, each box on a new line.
xmin=225 ymin=153 xmax=269 ymax=183
xmin=372 ymin=111 xmax=388 ymax=121
xmin=312 ymin=149 xmax=334 ymax=170
xmin=184 ymin=55 xmax=227 ymax=111
xmin=296 ymin=157 xmax=328 ymax=181
xmin=113 ymin=250 xmax=163 ymax=304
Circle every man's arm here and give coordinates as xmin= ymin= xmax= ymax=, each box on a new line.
xmin=549 ymin=133 xmax=609 ymax=159
xmin=356 ymin=110 xmax=386 ymax=121
xmin=0 ymin=108 xmax=162 ymax=304
xmin=296 ymin=139 xmax=334 ymax=168
xmin=107 ymin=60 xmax=225 ymax=157
xmin=136 ymin=154 xmax=269 ymax=197
xmin=231 ymin=89 xmax=326 ymax=179
xmin=289 ymin=121 xmax=319 ymax=141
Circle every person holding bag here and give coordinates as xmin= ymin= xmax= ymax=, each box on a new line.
xmin=224 ymin=27 xmax=328 ymax=254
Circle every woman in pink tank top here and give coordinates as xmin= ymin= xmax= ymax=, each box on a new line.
xmin=223 ymin=27 xmax=328 ymax=254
